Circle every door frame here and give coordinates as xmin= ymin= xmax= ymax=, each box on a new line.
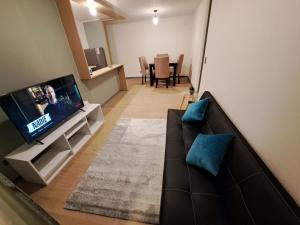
xmin=197 ymin=0 xmax=213 ymax=91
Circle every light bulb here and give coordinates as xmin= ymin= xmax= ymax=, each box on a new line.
xmin=87 ymin=0 xmax=95 ymax=5
xmin=152 ymin=10 xmax=159 ymax=26
xmin=87 ymin=0 xmax=97 ymax=16
xmin=152 ymin=16 xmax=159 ymax=26
xmin=89 ymin=6 xmax=97 ymax=16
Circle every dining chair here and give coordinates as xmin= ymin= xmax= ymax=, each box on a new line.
xmin=170 ymin=54 xmax=184 ymax=84
xmin=156 ymin=54 xmax=169 ymax=57
xmin=141 ymin=56 xmax=149 ymax=70
xmin=154 ymin=56 xmax=170 ymax=88
xmin=188 ymin=64 xmax=192 ymax=82
xmin=138 ymin=56 xmax=149 ymax=84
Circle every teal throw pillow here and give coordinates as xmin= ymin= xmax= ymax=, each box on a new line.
xmin=186 ymin=133 xmax=234 ymax=176
xmin=182 ymin=98 xmax=209 ymax=123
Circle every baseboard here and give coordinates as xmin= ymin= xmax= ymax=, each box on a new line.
xmin=125 ymin=76 xmax=141 ymax=79
xmin=126 ymin=76 xmax=189 ymax=79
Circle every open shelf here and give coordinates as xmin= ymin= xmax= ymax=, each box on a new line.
xmin=65 ymin=118 xmax=88 ymax=139
xmin=86 ymin=103 xmax=104 ymax=134
xmin=34 ymin=147 xmax=72 ymax=181
xmin=5 ymin=103 xmax=104 ymax=185
xmin=89 ymin=120 xmax=104 ymax=134
xmin=68 ymin=133 xmax=91 ymax=154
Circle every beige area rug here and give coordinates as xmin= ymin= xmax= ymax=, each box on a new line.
xmin=65 ymin=118 xmax=166 ymax=224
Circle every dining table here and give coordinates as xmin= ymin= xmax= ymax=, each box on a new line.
xmin=149 ymin=62 xmax=178 ymax=86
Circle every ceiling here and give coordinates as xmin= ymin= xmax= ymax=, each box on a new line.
xmin=106 ymin=0 xmax=200 ymax=21
xmin=71 ymin=0 xmax=199 ymax=22
xmin=71 ymin=1 xmax=111 ymax=22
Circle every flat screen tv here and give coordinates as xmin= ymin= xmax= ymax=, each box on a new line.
xmin=0 ymin=74 xmax=84 ymax=143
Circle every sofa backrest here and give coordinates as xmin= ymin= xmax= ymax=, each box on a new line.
xmin=201 ymin=91 xmax=300 ymax=225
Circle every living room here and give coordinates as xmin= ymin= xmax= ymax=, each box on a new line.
xmin=0 ymin=0 xmax=299 ymax=225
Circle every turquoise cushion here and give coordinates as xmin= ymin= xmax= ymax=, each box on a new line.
xmin=182 ymin=98 xmax=209 ymax=123
xmin=186 ymin=133 xmax=234 ymax=176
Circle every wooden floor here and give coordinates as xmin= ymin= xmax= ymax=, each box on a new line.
xmin=17 ymin=78 xmax=190 ymax=225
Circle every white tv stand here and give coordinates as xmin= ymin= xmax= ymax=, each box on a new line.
xmin=5 ymin=102 xmax=104 ymax=185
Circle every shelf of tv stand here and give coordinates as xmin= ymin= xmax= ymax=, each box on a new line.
xmin=5 ymin=102 xmax=104 ymax=185
xmin=89 ymin=120 xmax=104 ymax=134
xmin=34 ymin=147 xmax=72 ymax=181
xmin=69 ymin=133 xmax=91 ymax=154
xmin=65 ymin=118 xmax=87 ymax=139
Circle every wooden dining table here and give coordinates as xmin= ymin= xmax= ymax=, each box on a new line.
xmin=149 ymin=62 xmax=178 ymax=86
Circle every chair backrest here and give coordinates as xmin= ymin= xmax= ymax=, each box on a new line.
xmin=156 ymin=54 xmax=169 ymax=58
xmin=138 ymin=56 xmax=147 ymax=76
xmin=141 ymin=56 xmax=149 ymax=70
xmin=176 ymin=54 xmax=184 ymax=75
xmin=154 ymin=57 xmax=170 ymax=78
xmin=188 ymin=64 xmax=192 ymax=81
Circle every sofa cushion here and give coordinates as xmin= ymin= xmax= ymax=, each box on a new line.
xmin=186 ymin=133 xmax=234 ymax=176
xmin=165 ymin=109 xmax=185 ymax=160
xmin=182 ymin=98 xmax=209 ymax=123
xmin=160 ymin=190 xmax=195 ymax=225
xmin=192 ymin=193 xmax=229 ymax=225
xmin=188 ymin=165 xmax=220 ymax=194
xmin=163 ymin=159 xmax=190 ymax=191
xmin=182 ymin=121 xmax=211 ymax=153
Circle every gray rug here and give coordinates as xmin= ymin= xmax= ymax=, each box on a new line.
xmin=65 ymin=118 xmax=166 ymax=224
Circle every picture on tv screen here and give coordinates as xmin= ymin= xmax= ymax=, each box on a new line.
xmin=0 ymin=74 xmax=84 ymax=143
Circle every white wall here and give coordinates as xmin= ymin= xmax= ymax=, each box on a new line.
xmin=81 ymin=20 xmax=112 ymax=65
xmin=190 ymin=0 xmax=210 ymax=90
xmin=107 ymin=15 xmax=193 ymax=77
xmin=200 ymin=0 xmax=300 ymax=204
xmin=75 ymin=20 xmax=89 ymax=49
xmin=83 ymin=20 xmax=105 ymax=49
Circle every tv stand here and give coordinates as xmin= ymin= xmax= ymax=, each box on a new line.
xmin=5 ymin=103 xmax=104 ymax=185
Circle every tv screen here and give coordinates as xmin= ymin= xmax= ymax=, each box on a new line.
xmin=0 ymin=74 xmax=84 ymax=143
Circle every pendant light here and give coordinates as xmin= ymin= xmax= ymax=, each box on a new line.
xmin=152 ymin=9 xmax=159 ymax=26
